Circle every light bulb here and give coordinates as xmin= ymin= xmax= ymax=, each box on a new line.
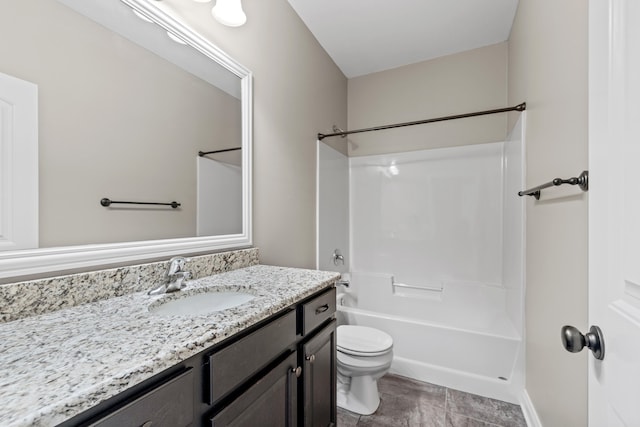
xmin=212 ymin=0 xmax=246 ymax=27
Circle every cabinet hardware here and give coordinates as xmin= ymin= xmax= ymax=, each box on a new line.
xmin=315 ymin=304 xmax=329 ymax=314
xmin=291 ymin=366 xmax=302 ymax=378
xmin=305 ymin=354 xmax=316 ymax=363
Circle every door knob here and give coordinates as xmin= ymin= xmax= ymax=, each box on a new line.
xmin=561 ymin=325 xmax=605 ymax=360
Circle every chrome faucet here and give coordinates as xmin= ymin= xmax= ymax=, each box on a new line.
xmin=148 ymin=256 xmax=192 ymax=295
xmin=335 ymin=279 xmax=350 ymax=287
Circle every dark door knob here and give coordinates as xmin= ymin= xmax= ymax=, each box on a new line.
xmin=561 ymin=325 xmax=605 ymax=360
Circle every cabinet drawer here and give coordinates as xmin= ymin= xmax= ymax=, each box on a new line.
xmin=300 ymin=288 xmax=336 ymax=336
xmin=207 ymin=309 xmax=297 ymax=405
xmin=89 ymin=368 xmax=193 ymax=427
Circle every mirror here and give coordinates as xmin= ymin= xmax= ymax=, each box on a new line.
xmin=0 ymin=0 xmax=252 ymax=279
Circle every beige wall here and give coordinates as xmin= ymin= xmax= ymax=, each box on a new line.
xmin=159 ymin=0 xmax=348 ymax=268
xmin=347 ymin=43 xmax=508 ymax=156
xmin=508 ymin=1 xmax=589 ymax=426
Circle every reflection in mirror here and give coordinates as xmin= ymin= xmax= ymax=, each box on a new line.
xmin=0 ymin=0 xmax=252 ymax=279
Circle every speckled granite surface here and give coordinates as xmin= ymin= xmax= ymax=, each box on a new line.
xmin=0 ymin=248 xmax=259 ymax=323
xmin=0 ymin=264 xmax=340 ymax=427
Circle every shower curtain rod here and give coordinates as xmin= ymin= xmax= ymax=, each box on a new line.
xmin=317 ymin=102 xmax=526 ymax=141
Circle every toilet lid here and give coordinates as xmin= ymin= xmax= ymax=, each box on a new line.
xmin=337 ymin=325 xmax=393 ymax=356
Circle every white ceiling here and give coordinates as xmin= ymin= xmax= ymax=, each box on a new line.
xmin=287 ymin=0 xmax=519 ymax=78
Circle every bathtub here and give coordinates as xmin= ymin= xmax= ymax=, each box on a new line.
xmin=337 ymin=272 xmax=523 ymax=404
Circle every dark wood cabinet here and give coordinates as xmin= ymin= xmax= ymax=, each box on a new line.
xmin=210 ymin=352 xmax=299 ymax=427
xmin=206 ymin=309 xmax=297 ymax=406
xmin=61 ymin=287 xmax=336 ymax=427
xmin=88 ymin=369 xmax=194 ymax=427
xmin=214 ymin=288 xmax=337 ymax=427
xmin=301 ymin=320 xmax=337 ymax=427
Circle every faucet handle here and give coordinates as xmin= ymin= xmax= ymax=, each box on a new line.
xmin=332 ymin=249 xmax=345 ymax=266
xmin=167 ymin=256 xmax=191 ymax=275
xmin=169 ymin=256 xmax=191 ymax=264
xmin=176 ymin=271 xmax=192 ymax=290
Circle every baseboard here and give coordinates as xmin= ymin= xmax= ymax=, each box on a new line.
xmin=519 ymin=389 xmax=542 ymax=427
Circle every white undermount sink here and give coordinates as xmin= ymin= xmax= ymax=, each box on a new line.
xmin=149 ymin=291 xmax=255 ymax=316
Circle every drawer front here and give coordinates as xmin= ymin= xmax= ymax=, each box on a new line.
xmin=301 ymin=288 xmax=336 ymax=336
xmin=90 ymin=368 xmax=194 ymax=427
xmin=207 ymin=309 xmax=297 ymax=405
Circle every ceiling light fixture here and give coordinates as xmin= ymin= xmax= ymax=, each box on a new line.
xmin=211 ymin=0 xmax=247 ymax=27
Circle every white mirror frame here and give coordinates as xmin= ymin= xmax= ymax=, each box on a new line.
xmin=0 ymin=0 xmax=252 ymax=280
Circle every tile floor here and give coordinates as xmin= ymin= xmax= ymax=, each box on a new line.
xmin=337 ymin=374 xmax=527 ymax=427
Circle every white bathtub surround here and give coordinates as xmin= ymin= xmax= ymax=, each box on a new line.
xmin=349 ymin=142 xmax=506 ymax=287
xmin=0 ymin=247 xmax=258 ymax=323
xmin=196 ymin=156 xmax=243 ymax=236
xmin=337 ymin=273 xmax=521 ymax=403
xmin=0 ymin=264 xmax=339 ymax=427
xmin=344 ymin=137 xmax=524 ymax=403
xmin=318 ymin=121 xmax=526 ymax=404
xmin=316 ymin=142 xmax=349 ymax=273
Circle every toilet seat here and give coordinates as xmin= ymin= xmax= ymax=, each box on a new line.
xmin=337 ymin=348 xmax=394 ymax=370
xmin=337 ymin=325 xmax=393 ymax=357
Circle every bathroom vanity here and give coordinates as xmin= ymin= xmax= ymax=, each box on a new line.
xmin=0 ymin=264 xmax=339 ymax=427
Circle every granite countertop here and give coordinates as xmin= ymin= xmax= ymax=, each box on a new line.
xmin=0 ymin=264 xmax=339 ymax=427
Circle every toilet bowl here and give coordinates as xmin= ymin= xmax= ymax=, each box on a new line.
xmin=336 ymin=325 xmax=393 ymax=415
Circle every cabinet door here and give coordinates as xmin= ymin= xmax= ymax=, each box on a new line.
xmin=210 ymin=352 xmax=299 ymax=427
xmin=301 ymin=319 xmax=337 ymax=427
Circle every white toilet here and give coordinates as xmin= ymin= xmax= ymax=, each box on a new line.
xmin=336 ymin=325 xmax=394 ymax=415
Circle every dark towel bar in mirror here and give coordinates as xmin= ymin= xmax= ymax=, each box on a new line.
xmin=198 ymin=147 xmax=241 ymax=157
xmin=100 ymin=198 xmax=181 ymax=209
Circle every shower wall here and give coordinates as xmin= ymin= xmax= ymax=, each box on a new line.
xmin=316 ymin=142 xmax=349 ymax=273
xmin=346 ymin=137 xmax=524 ymax=401
xmin=196 ymin=157 xmax=242 ymax=236
xmin=350 ymin=142 xmax=505 ymax=289
xmin=503 ymin=117 xmax=525 ymax=333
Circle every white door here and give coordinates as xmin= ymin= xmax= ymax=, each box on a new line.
xmin=588 ymin=0 xmax=640 ymax=425
xmin=0 ymin=71 xmax=38 ymax=251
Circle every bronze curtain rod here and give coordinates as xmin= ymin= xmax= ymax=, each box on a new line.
xmin=317 ymin=102 xmax=526 ymax=141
